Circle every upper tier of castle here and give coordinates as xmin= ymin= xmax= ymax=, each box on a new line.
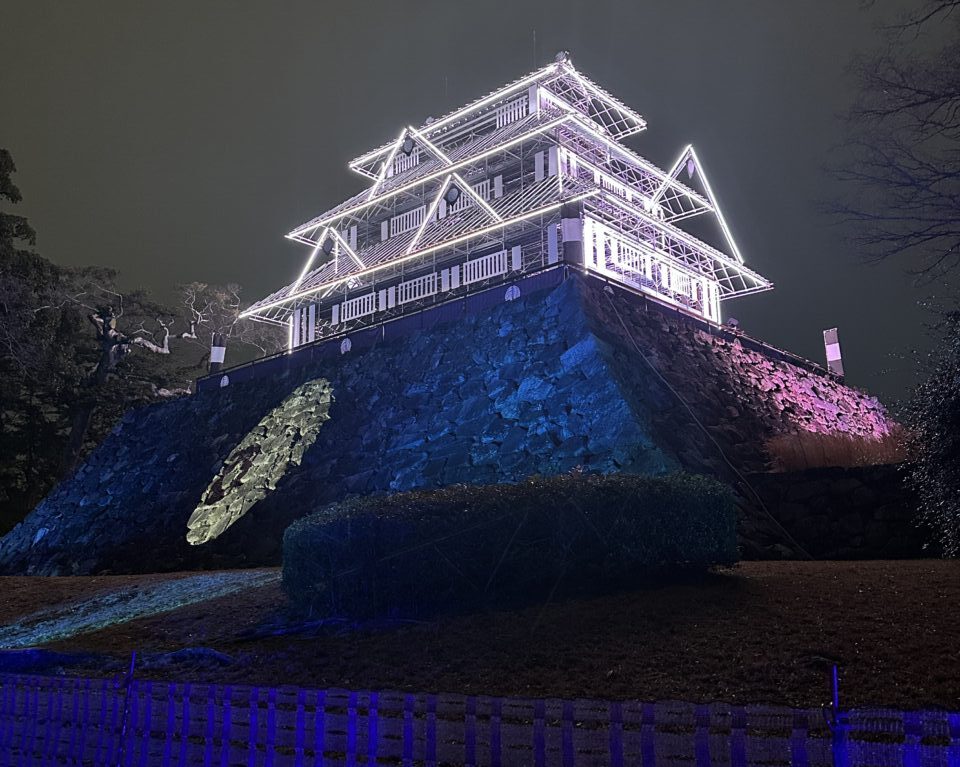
xmin=242 ymin=52 xmax=772 ymax=349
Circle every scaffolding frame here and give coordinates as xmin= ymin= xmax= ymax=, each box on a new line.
xmin=242 ymin=54 xmax=772 ymax=341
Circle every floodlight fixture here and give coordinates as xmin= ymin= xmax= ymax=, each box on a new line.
xmin=444 ymin=185 xmax=461 ymax=206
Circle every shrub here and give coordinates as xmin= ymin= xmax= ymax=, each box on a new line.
xmin=282 ymin=472 xmax=736 ymax=619
xmin=903 ymin=308 xmax=960 ymax=555
xmin=764 ymin=427 xmax=908 ymax=472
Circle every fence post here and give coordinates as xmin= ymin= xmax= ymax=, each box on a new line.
xmin=221 ymin=685 xmax=233 ymax=767
xmin=827 ymin=666 xmax=849 ymax=767
xmin=346 ymin=691 xmax=358 ymax=767
xmin=247 ymin=687 xmax=258 ymax=767
xmin=902 ymin=712 xmax=922 ymax=767
xmin=608 ymin=701 xmax=625 ymax=767
xmin=534 ymin=698 xmax=547 ymax=767
xmin=730 ymin=707 xmax=747 ymax=767
xmin=490 ymin=697 xmax=502 ymax=767
xmin=402 ymin=694 xmax=414 ymax=767
xmin=694 ymin=705 xmax=711 ymax=767
xmin=162 ymin=683 xmax=175 ymax=767
xmin=640 ymin=703 xmax=656 ymax=767
xmin=204 ymin=685 xmax=216 ymax=767
xmin=41 ymin=676 xmax=58 ymax=766
xmin=314 ymin=690 xmax=326 ymax=767
xmin=294 ymin=689 xmax=305 ymax=767
xmin=948 ymin=713 xmax=960 ymax=767
xmin=113 ymin=651 xmax=137 ymax=767
xmin=791 ymin=709 xmax=810 ymax=767
xmin=426 ymin=695 xmax=438 ymax=767
xmin=561 ymin=701 xmax=575 ymax=767
xmin=465 ymin=697 xmax=477 ymax=767
xmin=368 ymin=692 xmax=379 ymax=766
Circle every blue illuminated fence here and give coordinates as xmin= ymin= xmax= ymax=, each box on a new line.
xmin=1 ymin=672 xmax=958 ymax=766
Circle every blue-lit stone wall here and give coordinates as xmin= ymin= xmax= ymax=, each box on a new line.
xmin=0 ymin=274 xmax=896 ymax=574
xmin=0 ymin=279 xmax=677 ymax=574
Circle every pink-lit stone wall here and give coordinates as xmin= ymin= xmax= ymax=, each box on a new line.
xmin=698 ymin=333 xmax=891 ymax=439
xmin=582 ymin=277 xmax=894 ymax=474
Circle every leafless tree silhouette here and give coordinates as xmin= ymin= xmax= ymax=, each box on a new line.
xmin=831 ymin=1 xmax=960 ymax=277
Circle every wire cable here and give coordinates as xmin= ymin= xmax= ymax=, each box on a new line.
xmin=602 ymin=287 xmax=814 ymax=560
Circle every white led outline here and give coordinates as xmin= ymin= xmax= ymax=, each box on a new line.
xmin=290 ymin=238 xmax=325 ymax=293
xmin=241 ymin=190 xmax=598 ymax=318
xmin=451 ymin=172 xmax=502 ymax=221
xmin=288 ymin=115 xmax=570 ymax=237
xmin=407 ymin=125 xmax=452 ymax=165
xmin=290 ymin=225 xmax=366 ymax=292
xmin=407 ymin=175 xmax=453 ymax=254
xmin=651 ymin=145 xmax=696 ymax=208
xmin=560 ymin=64 xmax=646 ymax=137
xmin=329 ymin=227 xmax=365 ymax=269
xmin=367 ymin=129 xmax=407 ymax=200
xmin=539 ymin=89 xmax=709 ymax=211
xmin=347 ymin=63 xmax=559 ymax=169
xmin=650 ymin=144 xmax=744 ymax=264
xmin=590 ymin=188 xmax=763 ymax=281
xmin=686 ymin=146 xmax=745 ymax=264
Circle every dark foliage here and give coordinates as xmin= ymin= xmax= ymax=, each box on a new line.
xmin=904 ymin=309 xmax=960 ymax=555
xmin=283 ymin=472 xmax=737 ymax=620
xmin=830 ymin=1 xmax=960 ymax=277
xmin=0 ymin=149 xmax=283 ymax=533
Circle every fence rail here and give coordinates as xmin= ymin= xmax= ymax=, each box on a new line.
xmin=1 ymin=672 xmax=957 ymax=766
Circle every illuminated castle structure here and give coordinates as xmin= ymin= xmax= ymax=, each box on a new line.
xmin=242 ymin=52 xmax=773 ymax=347
xmin=2 ymin=55 xmax=905 ymax=577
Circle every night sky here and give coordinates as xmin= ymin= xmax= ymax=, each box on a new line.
xmin=1 ymin=1 xmax=940 ymax=403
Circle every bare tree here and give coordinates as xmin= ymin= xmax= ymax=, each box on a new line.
xmin=831 ymin=1 xmax=960 ymax=277
xmin=82 ymin=290 xmax=193 ymax=385
xmin=177 ymin=282 xmax=284 ymax=366
xmin=837 ymin=2 xmax=960 ymax=555
xmin=2 ymin=148 xmax=283 ymax=522
xmin=62 ymin=284 xmax=198 ymax=472
xmin=31 ymin=276 xmax=281 ymax=474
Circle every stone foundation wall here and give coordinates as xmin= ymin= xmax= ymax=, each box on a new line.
xmin=579 ymin=277 xmax=891 ymax=477
xmin=0 ymin=274 xmax=896 ymax=575
xmin=739 ymin=465 xmax=931 ymax=560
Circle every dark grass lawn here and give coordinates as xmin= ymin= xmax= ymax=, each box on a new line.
xmin=1 ymin=561 xmax=955 ymax=710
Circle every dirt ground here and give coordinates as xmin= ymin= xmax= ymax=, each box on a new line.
xmin=1 ymin=561 xmax=956 ymax=710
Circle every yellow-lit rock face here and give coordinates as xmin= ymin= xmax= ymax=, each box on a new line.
xmin=185 ymin=379 xmax=333 ymax=546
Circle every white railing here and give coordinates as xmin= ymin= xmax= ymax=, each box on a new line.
xmin=594 ymin=168 xmax=630 ymax=200
xmin=616 ymin=240 xmax=648 ymax=278
xmin=495 ymin=96 xmax=527 ymax=128
xmin=670 ymin=269 xmax=692 ymax=298
xmin=396 ymin=273 xmax=438 ymax=305
xmin=393 ymin=147 xmax=420 ymax=175
xmin=449 ymin=179 xmax=492 ymax=214
xmin=340 ymin=292 xmax=377 ymax=322
xmin=390 ymin=206 xmax=426 ymax=237
xmin=584 ymin=216 xmax=720 ymax=322
xmin=462 ymin=250 xmax=508 ymax=285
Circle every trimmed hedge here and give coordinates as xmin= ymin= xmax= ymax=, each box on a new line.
xmin=282 ymin=472 xmax=737 ymax=619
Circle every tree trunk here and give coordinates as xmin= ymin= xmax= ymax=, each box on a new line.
xmin=60 ymin=333 xmax=115 ymax=475
xmin=61 ymin=403 xmax=95 ymax=475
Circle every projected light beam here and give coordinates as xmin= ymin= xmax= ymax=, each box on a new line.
xmin=186 ymin=379 xmax=334 ymax=546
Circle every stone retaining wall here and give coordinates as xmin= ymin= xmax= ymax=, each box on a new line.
xmin=0 ymin=274 xmax=897 ymax=574
xmin=739 ymin=465 xmax=931 ymax=560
